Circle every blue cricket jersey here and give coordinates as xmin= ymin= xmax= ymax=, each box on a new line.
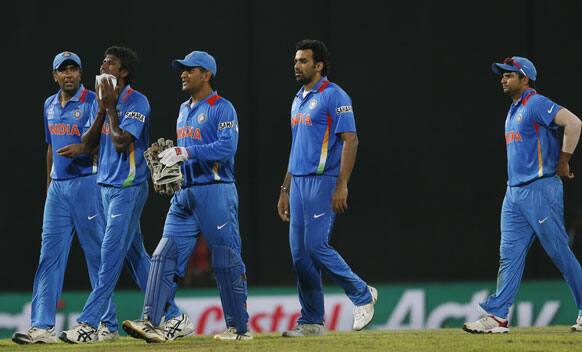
xmin=177 ymin=92 xmax=238 ymax=186
xmin=288 ymin=77 xmax=357 ymax=176
xmin=44 ymin=85 xmax=96 ymax=180
xmin=86 ymin=85 xmax=150 ymax=187
xmin=504 ymin=89 xmax=561 ymax=186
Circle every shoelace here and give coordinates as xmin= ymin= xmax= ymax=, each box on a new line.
xmin=164 ymin=317 xmax=185 ymax=338
xmin=76 ymin=325 xmax=95 ymax=342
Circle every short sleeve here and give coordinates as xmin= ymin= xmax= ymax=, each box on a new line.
xmin=532 ymin=95 xmax=561 ymax=127
xmin=329 ymin=90 xmax=357 ymax=135
xmin=120 ymin=96 xmax=150 ymax=140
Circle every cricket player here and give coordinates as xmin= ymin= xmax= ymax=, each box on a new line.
xmin=122 ymin=50 xmax=251 ymax=342
xmin=463 ymin=56 xmax=582 ymax=333
xmin=59 ymin=46 xmax=184 ymax=343
xmin=277 ymin=39 xmax=377 ymax=337
xmin=12 ymin=51 xmax=119 ymax=344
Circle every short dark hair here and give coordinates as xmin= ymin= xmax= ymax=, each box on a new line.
xmin=295 ymin=39 xmax=330 ymax=76
xmin=518 ymin=73 xmax=536 ymax=88
xmin=198 ymin=67 xmax=215 ymax=89
xmin=104 ymin=46 xmax=139 ymax=84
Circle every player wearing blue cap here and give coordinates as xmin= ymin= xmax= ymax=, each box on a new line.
xmin=122 ymin=50 xmax=251 ymax=342
xmin=59 ymin=46 xmax=184 ymax=344
xmin=277 ymin=39 xmax=377 ymax=337
xmin=463 ymin=56 xmax=582 ymax=334
xmin=12 ymin=51 xmax=120 ymax=344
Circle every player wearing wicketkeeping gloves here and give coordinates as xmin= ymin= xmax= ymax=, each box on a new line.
xmin=12 ymin=52 xmax=119 ymax=344
xmin=463 ymin=56 xmax=582 ymax=334
xmin=277 ymin=39 xmax=377 ymax=337
xmin=59 ymin=46 xmax=183 ymax=344
xmin=122 ymin=50 xmax=251 ymax=342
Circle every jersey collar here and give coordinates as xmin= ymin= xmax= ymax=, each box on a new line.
xmin=296 ymin=76 xmax=329 ymax=98
xmin=53 ymin=84 xmax=86 ymax=106
xmin=186 ymin=90 xmax=218 ymax=109
xmin=513 ymin=88 xmax=537 ymax=107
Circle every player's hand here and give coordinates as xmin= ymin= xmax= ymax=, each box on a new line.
xmin=332 ymin=184 xmax=348 ymax=214
xmin=56 ymin=143 xmax=86 ymax=158
xmin=557 ymin=162 xmax=575 ymax=180
xmin=557 ymin=151 xmax=575 ymax=180
xmin=159 ymin=147 xmax=188 ymax=167
xmin=277 ymin=191 xmax=290 ymax=222
xmin=96 ymin=75 xmax=118 ymax=111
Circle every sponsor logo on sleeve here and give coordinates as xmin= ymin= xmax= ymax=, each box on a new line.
xmin=125 ymin=111 xmax=146 ymax=123
xmin=336 ymin=105 xmax=353 ymax=115
xmin=218 ymin=121 xmax=237 ymax=130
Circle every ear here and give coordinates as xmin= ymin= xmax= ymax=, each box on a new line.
xmin=203 ymin=70 xmax=212 ymax=83
xmin=120 ymin=68 xmax=129 ymax=80
xmin=315 ymin=62 xmax=324 ymax=74
xmin=52 ymin=71 xmax=58 ymax=82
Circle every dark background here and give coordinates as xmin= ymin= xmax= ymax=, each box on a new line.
xmin=3 ymin=0 xmax=582 ymax=291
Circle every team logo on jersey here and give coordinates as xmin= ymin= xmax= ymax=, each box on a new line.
xmin=309 ymin=98 xmax=318 ymax=110
xmin=74 ymin=109 xmax=82 ymax=119
xmin=515 ymin=112 xmax=524 ymax=124
xmin=47 ymin=106 xmax=56 ymax=120
xmin=197 ymin=113 xmax=207 ymax=124
xmin=125 ymin=111 xmax=145 ymax=123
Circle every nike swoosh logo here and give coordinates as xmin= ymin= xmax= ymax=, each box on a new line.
xmin=547 ymin=105 xmax=554 ymax=113
xmin=217 ymin=222 xmax=227 ymax=230
xmin=111 ymin=214 xmax=123 ymax=218
xmin=88 ymin=214 xmax=97 ymax=220
xmin=538 ymin=217 xmax=548 ymax=224
xmin=313 ymin=213 xmax=325 ymax=219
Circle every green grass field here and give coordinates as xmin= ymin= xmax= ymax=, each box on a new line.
xmin=1 ymin=327 xmax=581 ymax=352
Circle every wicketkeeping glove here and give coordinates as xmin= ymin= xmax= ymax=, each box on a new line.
xmin=159 ymin=147 xmax=189 ymax=167
xmin=144 ymin=138 xmax=184 ymax=196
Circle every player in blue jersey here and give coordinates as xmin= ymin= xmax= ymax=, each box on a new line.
xmin=122 ymin=50 xmax=251 ymax=342
xmin=463 ymin=56 xmax=582 ymax=333
xmin=59 ymin=46 xmax=187 ymax=344
xmin=12 ymin=51 xmax=120 ymax=344
xmin=276 ymin=39 xmax=377 ymax=337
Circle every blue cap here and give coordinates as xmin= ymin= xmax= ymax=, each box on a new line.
xmin=492 ymin=56 xmax=537 ymax=81
xmin=53 ymin=51 xmax=82 ymax=71
xmin=172 ymin=51 xmax=217 ymax=77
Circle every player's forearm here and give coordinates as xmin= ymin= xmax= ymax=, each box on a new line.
xmin=336 ymin=133 xmax=358 ymax=188
xmin=82 ymin=111 xmax=105 ymax=150
xmin=562 ymin=116 xmax=582 ymax=154
xmin=280 ymin=172 xmax=292 ymax=194
xmin=185 ymin=136 xmax=237 ymax=161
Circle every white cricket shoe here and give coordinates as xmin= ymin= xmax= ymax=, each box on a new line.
xmin=122 ymin=319 xmax=166 ymax=343
xmin=12 ymin=327 xmax=58 ymax=344
xmin=352 ymin=286 xmax=378 ymax=331
xmin=571 ymin=316 xmax=582 ymax=332
xmin=282 ymin=324 xmax=325 ymax=337
xmin=163 ymin=314 xmax=195 ymax=340
xmin=59 ymin=323 xmax=98 ymax=343
xmin=97 ymin=322 xmax=119 ymax=342
xmin=463 ymin=315 xmax=509 ymax=334
xmin=213 ymin=326 xmax=253 ymax=340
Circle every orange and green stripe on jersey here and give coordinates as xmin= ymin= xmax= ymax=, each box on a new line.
xmin=122 ymin=142 xmax=136 ymax=187
xmin=316 ymin=113 xmax=333 ymax=175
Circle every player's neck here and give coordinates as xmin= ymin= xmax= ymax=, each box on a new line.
xmin=190 ymin=86 xmax=213 ymax=104
xmin=511 ymin=86 xmax=529 ymax=104
xmin=303 ymin=74 xmax=322 ymax=92
xmin=59 ymin=87 xmax=77 ymax=107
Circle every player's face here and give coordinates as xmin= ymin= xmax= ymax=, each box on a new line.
xmin=501 ymin=72 xmax=528 ymax=96
xmin=53 ymin=63 xmax=81 ymax=94
xmin=294 ymin=49 xmax=321 ymax=85
xmin=180 ymin=67 xmax=209 ymax=93
xmin=100 ymin=54 xmax=124 ymax=79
